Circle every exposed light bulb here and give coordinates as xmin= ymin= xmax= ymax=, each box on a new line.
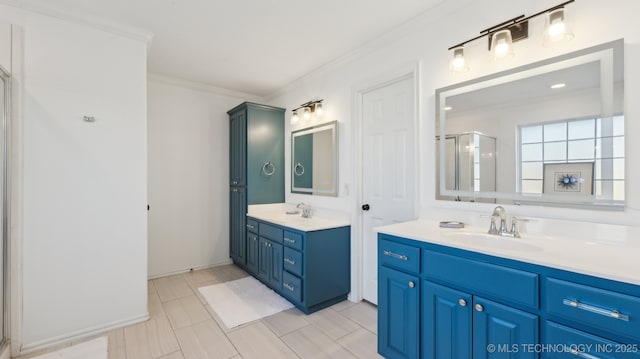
xmin=314 ymin=102 xmax=323 ymax=116
xmin=291 ymin=110 xmax=299 ymax=124
xmin=491 ymin=30 xmax=514 ymax=60
xmin=543 ymin=8 xmax=573 ymax=46
xmin=303 ymin=107 xmax=311 ymax=120
xmin=449 ymin=47 xmax=469 ymax=73
xmin=550 ymin=83 xmax=566 ymax=89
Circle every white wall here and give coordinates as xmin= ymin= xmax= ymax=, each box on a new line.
xmin=147 ymin=78 xmax=259 ymax=277
xmin=0 ymin=6 xmax=149 ymax=351
xmin=266 ymin=0 xmax=640 ymax=299
xmin=0 ymin=22 xmax=10 ymax=72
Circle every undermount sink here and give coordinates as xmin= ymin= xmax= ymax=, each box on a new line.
xmin=442 ymin=230 xmax=543 ymax=252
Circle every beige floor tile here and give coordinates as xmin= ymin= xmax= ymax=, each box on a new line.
xmin=183 ymin=268 xmax=220 ymax=287
xmin=329 ymin=300 xmax=358 ymax=312
xmin=153 ymin=275 xmax=193 ymax=302
xmin=307 ymin=308 xmax=359 ymax=340
xmin=216 ymin=265 xmax=249 ymax=282
xmin=339 ymin=302 xmax=377 ymax=334
xmin=227 ymin=321 xmax=299 ymax=359
xmin=338 ymin=328 xmax=384 ymax=359
xmin=149 ymin=285 xmax=167 ymax=318
xmin=14 ymin=343 xmax=72 ymax=359
xmin=124 ymin=316 xmax=180 ymax=359
xmin=174 ymin=319 xmax=238 ymax=359
xmin=157 ymin=351 xmax=185 ymax=359
xmin=282 ymin=325 xmax=356 ymax=359
xmin=261 ymin=308 xmax=310 ymax=337
xmin=164 ymin=295 xmax=211 ymax=329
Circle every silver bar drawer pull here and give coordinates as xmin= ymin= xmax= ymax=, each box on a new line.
xmin=283 ymin=283 xmax=295 ymax=292
xmin=563 ymin=299 xmax=629 ymax=321
xmin=284 ymin=258 xmax=296 ymax=265
xmin=570 ymin=348 xmax=601 ymax=359
xmin=284 ymin=237 xmax=296 ymax=244
xmin=383 ymin=250 xmax=408 ymax=261
xmin=246 ymin=224 xmax=255 ymax=229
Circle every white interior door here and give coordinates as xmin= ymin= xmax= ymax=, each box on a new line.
xmin=362 ymin=75 xmax=417 ymax=304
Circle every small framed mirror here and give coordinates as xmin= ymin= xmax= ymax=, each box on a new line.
xmin=291 ymin=121 xmax=338 ymax=196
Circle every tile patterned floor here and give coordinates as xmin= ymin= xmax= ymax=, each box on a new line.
xmin=16 ymin=264 xmax=381 ymax=359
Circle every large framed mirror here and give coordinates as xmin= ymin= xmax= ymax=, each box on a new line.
xmin=436 ymin=39 xmax=624 ymax=208
xmin=291 ymin=121 xmax=338 ymax=196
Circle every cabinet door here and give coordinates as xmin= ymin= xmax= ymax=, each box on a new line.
xmin=229 ymin=110 xmax=246 ymax=186
xmin=229 ymin=187 xmax=246 ymax=264
xmin=258 ymin=237 xmax=271 ymax=282
xmin=473 ymin=297 xmax=539 ymax=359
xmin=378 ymin=266 xmax=419 ymax=359
xmin=423 ymin=281 xmax=472 ymax=359
xmin=246 ymin=232 xmax=259 ymax=275
xmin=269 ymin=241 xmax=283 ymax=289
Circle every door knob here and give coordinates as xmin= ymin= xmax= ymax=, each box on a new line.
xmin=362 ymin=204 xmax=370 ymax=211
xmin=459 ymin=299 xmax=467 ymax=307
xmin=475 ymin=304 xmax=484 ymax=312
xmin=408 ymin=281 xmax=415 ymax=288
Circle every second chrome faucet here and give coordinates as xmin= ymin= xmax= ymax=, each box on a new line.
xmin=488 ymin=206 xmax=526 ymax=238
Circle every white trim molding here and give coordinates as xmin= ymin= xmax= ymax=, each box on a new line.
xmin=148 ymin=73 xmax=263 ymax=102
xmin=0 ymin=0 xmax=153 ymax=45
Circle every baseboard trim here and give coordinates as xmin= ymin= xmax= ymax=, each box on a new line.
xmin=148 ymin=259 xmax=234 ymax=280
xmin=19 ymin=312 xmax=149 ymax=355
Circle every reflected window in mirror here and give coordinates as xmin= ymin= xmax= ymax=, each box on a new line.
xmin=518 ymin=116 xmax=624 ymax=201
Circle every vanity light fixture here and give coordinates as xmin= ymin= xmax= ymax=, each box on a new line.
xmin=447 ymin=0 xmax=575 ymax=70
xmin=550 ymin=83 xmax=566 ymax=89
xmin=290 ymin=99 xmax=324 ymax=124
xmin=449 ymin=46 xmax=469 ymax=73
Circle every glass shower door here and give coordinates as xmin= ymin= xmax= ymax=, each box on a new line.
xmin=0 ymin=67 xmax=9 ymax=347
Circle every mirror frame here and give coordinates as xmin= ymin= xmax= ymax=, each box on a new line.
xmin=436 ymin=39 xmax=624 ymax=209
xmin=291 ymin=121 xmax=339 ymax=196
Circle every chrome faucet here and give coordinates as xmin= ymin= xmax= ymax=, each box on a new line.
xmin=296 ymin=203 xmax=312 ymax=218
xmin=488 ymin=206 xmax=526 ymax=238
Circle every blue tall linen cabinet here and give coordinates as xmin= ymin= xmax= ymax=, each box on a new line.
xmin=228 ymin=102 xmax=285 ymax=266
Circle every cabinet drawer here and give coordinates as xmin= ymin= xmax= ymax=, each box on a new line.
xmin=545 ymin=321 xmax=640 ymax=358
xmin=246 ymin=218 xmax=258 ymax=233
xmin=282 ymin=272 xmax=302 ymax=303
xmin=283 ymin=231 xmax=303 ymax=251
xmin=424 ymin=250 xmax=539 ymax=308
xmin=259 ymin=222 xmax=283 ymax=243
xmin=546 ymin=278 xmax=640 ymax=341
xmin=283 ymin=247 xmax=303 ymax=276
xmin=379 ymin=238 xmax=420 ymax=274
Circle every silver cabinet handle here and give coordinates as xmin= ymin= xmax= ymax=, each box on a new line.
xmin=475 ymin=304 xmax=484 ymax=312
xmin=459 ymin=299 xmax=467 ymax=307
xmin=563 ymin=299 xmax=629 ymax=321
xmin=383 ymin=250 xmax=408 ymax=261
xmin=283 ymin=283 xmax=295 ymax=292
xmin=408 ymin=281 xmax=415 ymax=288
xmin=284 ymin=237 xmax=296 ymax=244
xmin=246 ymin=224 xmax=255 ymax=229
xmin=284 ymin=258 xmax=296 ymax=265
xmin=570 ymin=348 xmax=601 ymax=359
xmin=294 ymin=162 xmax=305 ymax=176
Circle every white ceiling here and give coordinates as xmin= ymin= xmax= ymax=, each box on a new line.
xmin=24 ymin=0 xmax=445 ymax=96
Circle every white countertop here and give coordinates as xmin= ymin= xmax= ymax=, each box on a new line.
xmin=247 ymin=203 xmax=350 ymax=232
xmin=375 ymin=220 xmax=640 ymax=286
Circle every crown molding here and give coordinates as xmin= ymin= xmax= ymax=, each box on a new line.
xmin=148 ymin=73 xmax=264 ymax=102
xmin=0 ymin=0 xmax=153 ymax=44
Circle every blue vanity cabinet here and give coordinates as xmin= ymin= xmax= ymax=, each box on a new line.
xmin=245 ymin=218 xmax=259 ymax=275
xmin=379 ymin=266 xmax=420 ymax=359
xmin=280 ymin=226 xmax=351 ymax=314
xmin=257 ymin=221 xmax=284 ymax=289
xmin=422 ymin=282 xmax=471 ymax=359
xmin=227 ymin=102 xmax=285 ymax=268
xmin=378 ymin=232 xmax=640 ymax=359
xmin=245 ymin=216 xmax=351 ymax=314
